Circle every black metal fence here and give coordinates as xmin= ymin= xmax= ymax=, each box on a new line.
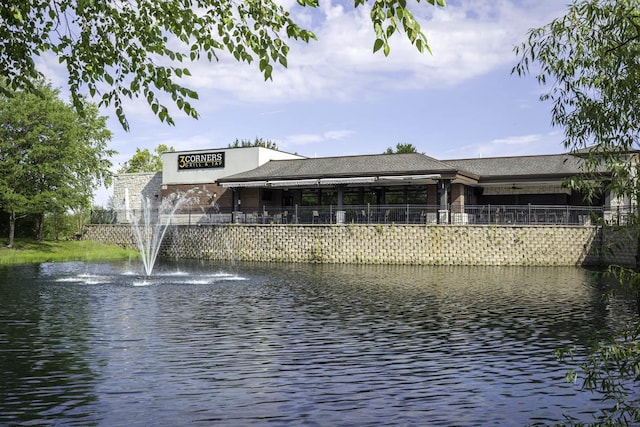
xmin=91 ymin=204 xmax=638 ymax=226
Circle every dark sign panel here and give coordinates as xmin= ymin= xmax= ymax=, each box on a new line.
xmin=178 ymin=152 xmax=225 ymax=170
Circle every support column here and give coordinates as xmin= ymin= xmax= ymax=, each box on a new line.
xmin=336 ymin=185 xmax=345 ymax=224
xmin=438 ymin=179 xmax=450 ymax=224
xmin=232 ymin=188 xmax=242 ymax=223
xmin=233 ymin=188 xmax=242 ymax=211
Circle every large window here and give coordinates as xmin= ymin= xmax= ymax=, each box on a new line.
xmin=299 ymin=186 xmax=427 ymax=205
xmin=383 ymin=186 xmax=427 ymax=204
xmin=320 ymin=189 xmax=337 ymax=205
xmin=301 ymin=189 xmax=339 ymax=205
xmin=385 ymin=188 xmax=404 ymax=204
xmin=407 ymin=187 xmax=427 ymax=204
xmin=343 ymin=189 xmax=361 ymax=205
xmin=464 ymin=186 xmax=474 ymax=205
xmin=364 ymin=190 xmax=377 ymax=204
xmin=301 ymin=190 xmax=319 ymax=206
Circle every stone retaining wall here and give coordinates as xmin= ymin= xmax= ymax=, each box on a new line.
xmin=84 ymin=223 xmax=638 ymax=267
xmin=599 ymin=225 xmax=638 ymax=268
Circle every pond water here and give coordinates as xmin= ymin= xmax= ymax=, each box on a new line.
xmin=0 ymin=261 xmax=635 ymax=426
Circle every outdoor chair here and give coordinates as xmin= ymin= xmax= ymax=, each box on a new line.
xmin=516 ymin=210 xmax=528 ymax=224
xmin=360 ymin=210 xmax=368 ymax=224
xmin=503 ymin=211 xmax=514 ymax=224
xmin=312 ymin=210 xmax=319 ymax=224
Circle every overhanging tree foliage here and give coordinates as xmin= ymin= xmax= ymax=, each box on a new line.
xmin=513 ymin=0 xmax=640 ymax=204
xmin=1 ymin=0 xmax=446 ymax=131
xmin=0 ymin=81 xmax=115 ymax=247
xmin=514 ymin=1 xmax=640 ymax=424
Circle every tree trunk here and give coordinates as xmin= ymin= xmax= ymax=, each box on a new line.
xmin=36 ymin=212 xmax=44 ymax=242
xmin=8 ymin=211 xmax=16 ymax=248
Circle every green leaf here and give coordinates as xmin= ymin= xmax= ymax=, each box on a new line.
xmin=387 ymin=23 xmax=396 ymax=38
xmin=264 ymin=64 xmax=273 ymax=80
xmin=373 ymin=38 xmax=384 ymax=53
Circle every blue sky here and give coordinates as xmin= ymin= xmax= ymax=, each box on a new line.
xmin=40 ymin=1 xmax=570 ymax=205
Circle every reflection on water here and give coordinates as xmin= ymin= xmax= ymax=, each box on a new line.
xmin=0 ymin=261 xmax=635 ymax=426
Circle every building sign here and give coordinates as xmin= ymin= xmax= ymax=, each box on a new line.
xmin=178 ymin=152 xmax=225 ymax=170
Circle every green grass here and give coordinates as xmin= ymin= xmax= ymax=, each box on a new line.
xmin=0 ymin=239 xmax=140 ymax=265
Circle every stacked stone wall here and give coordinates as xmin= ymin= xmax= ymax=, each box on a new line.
xmin=85 ymin=224 xmax=138 ymax=249
xmin=599 ymin=225 xmax=638 ymax=268
xmin=84 ymin=224 xmax=638 ymax=267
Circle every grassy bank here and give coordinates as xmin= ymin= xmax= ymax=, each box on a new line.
xmin=0 ymin=239 xmax=139 ymax=265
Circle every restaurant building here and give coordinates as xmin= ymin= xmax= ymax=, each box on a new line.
xmin=112 ymin=146 xmax=636 ymax=225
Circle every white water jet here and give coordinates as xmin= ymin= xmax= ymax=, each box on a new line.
xmin=130 ymin=192 xmax=194 ymax=277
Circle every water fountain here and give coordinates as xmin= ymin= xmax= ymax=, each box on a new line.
xmin=129 ymin=191 xmax=195 ymax=276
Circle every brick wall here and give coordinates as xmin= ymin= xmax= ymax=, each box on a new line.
xmin=84 ymin=224 xmax=637 ymax=267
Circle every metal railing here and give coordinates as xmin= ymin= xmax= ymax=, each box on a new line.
xmin=93 ymin=204 xmax=638 ymax=226
xmin=460 ymin=204 xmax=604 ymax=226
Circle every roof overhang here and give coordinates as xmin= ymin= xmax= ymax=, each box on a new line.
xmin=220 ymin=180 xmax=267 ymax=188
xmin=269 ymin=179 xmax=320 ymax=187
xmin=219 ymin=174 xmax=443 ymax=188
xmin=377 ymin=174 xmax=441 ymax=181
xmin=318 ymin=176 xmax=377 ymax=185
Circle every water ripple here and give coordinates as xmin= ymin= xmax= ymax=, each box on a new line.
xmin=0 ymin=262 xmax=633 ymax=426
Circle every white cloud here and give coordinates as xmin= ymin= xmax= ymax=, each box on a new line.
xmin=440 ymin=131 xmax=565 ymax=159
xmin=35 ymin=0 xmax=567 ymax=122
xmin=177 ymin=0 xmax=567 ymax=103
xmin=324 ymin=129 xmax=355 ymax=140
xmin=283 ymin=133 xmax=324 ymax=145
xmin=280 ymin=128 xmax=355 ymax=150
xmin=491 ymin=134 xmax=542 ymax=146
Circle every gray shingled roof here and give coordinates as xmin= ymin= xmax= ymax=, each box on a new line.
xmin=443 ymin=153 xmax=588 ymax=179
xmin=219 ymin=153 xmax=457 ymax=182
xmin=218 ymin=151 xmax=605 ymax=184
